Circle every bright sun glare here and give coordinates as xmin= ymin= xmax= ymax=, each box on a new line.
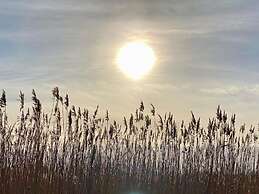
xmin=116 ymin=41 xmax=156 ymax=80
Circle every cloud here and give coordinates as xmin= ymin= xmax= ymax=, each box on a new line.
xmin=200 ymin=85 xmax=259 ymax=96
xmin=1 ymin=0 xmax=259 ymax=123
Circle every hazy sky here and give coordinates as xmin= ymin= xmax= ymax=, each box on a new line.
xmin=1 ymin=0 xmax=259 ymax=124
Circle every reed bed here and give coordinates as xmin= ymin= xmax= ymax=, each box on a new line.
xmin=0 ymin=87 xmax=258 ymax=194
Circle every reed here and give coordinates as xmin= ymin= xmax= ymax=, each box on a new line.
xmin=0 ymin=88 xmax=258 ymax=194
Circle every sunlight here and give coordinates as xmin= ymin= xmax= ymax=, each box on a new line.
xmin=116 ymin=41 xmax=156 ymax=80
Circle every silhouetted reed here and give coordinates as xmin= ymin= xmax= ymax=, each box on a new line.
xmin=0 ymin=87 xmax=258 ymax=194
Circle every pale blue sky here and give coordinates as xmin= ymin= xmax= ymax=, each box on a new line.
xmin=1 ymin=0 xmax=259 ymax=124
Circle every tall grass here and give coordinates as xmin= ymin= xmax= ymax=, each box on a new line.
xmin=0 ymin=87 xmax=258 ymax=194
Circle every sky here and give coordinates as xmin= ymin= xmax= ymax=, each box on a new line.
xmin=1 ymin=0 xmax=259 ymax=125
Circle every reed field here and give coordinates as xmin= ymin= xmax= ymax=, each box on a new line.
xmin=0 ymin=87 xmax=258 ymax=194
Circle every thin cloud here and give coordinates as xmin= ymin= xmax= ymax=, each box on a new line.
xmin=201 ymin=85 xmax=259 ymax=96
xmin=1 ymin=0 xmax=259 ymax=123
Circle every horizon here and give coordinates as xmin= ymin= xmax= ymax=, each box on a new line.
xmin=1 ymin=88 xmax=257 ymax=128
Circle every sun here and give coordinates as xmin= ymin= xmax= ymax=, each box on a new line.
xmin=116 ymin=41 xmax=156 ymax=80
